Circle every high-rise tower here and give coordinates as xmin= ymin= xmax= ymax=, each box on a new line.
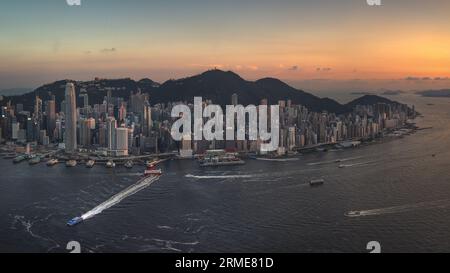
xmin=64 ymin=83 xmax=77 ymax=153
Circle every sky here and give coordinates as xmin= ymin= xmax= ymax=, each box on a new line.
xmin=1 ymin=0 xmax=450 ymax=92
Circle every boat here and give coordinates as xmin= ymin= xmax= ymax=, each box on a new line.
xmin=86 ymin=160 xmax=95 ymax=168
xmin=106 ymin=160 xmax=116 ymax=168
xmin=29 ymin=156 xmax=41 ymax=165
xmin=124 ymin=160 xmax=133 ymax=169
xmin=66 ymin=160 xmax=77 ymax=167
xmin=3 ymin=153 xmax=16 ymax=159
xmin=199 ymin=150 xmax=245 ymax=167
xmin=46 ymin=159 xmax=59 ymax=166
xmin=310 ymin=179 xmax=325 ymax=187
xmin=13 ymin=155 xmax=27 ymax=164
xmin=144 ymin=164 xmax=162 ymax=176
xmin=67 ymin=217 xmax=83 ymax=227
xmin=346 ymin=211 xmax=361 ymax=217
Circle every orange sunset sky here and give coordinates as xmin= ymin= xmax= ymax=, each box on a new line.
xmin=1 ymin=0 xmax=450 ymax=92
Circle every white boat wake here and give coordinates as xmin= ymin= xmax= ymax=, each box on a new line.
xmin=255 ymin=158 xmax=299 ymax=162
xmin=346 ymin=199 xmax=450 ymax=218
xmin=338 ymin=161 xmax=377 ymax=168
xmin=308 ymin=156 xmax=363 ymax=166
xmin=185 ymin=174 xmax=253 ymax=179
xmin=81 ymin=176 xmax=160 ymax=220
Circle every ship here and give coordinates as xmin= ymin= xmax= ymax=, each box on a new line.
xmin=310 ymin=179 xmax=325 ymax=187
xmin=46 ymin=159 xmax=59 ymax=166
xmin=3 ymin=153 xmax=16 ymax=159
xmin=86 ymin=160 xmax=95 ymax=168
xmin=29 ymin=156 xmax=41 ymax=165
xmin=124 ymin=160 xmax=133 ymax=169
xmin=13 ymin=155 xmax=27 ymax=164
xmin=106 ymin=160 xmax=116 ymax=168
xmin=66 ymin=160 xmax=77 ymax=167
xmin=144 ymin=164 xmax=162 ymax=176
xmin=67 ymin=217 xmax=83 ymax=226
xmin=198 ymin=150 xmax=245 ymax=167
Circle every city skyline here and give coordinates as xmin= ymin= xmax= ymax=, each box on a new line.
xmin=1 ymin=0 xmax=450 ymax=91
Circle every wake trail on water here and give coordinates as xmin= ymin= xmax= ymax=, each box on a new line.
xmin=185 ymin=174 xmax=254 ymax=179
xmin=307 ymin=156 xmax=364 ymax=166
xmin=81 ymin=176 xmax=160 ymax=220
xmin=346 ymin=199 xmax=450 ymax=218
xmin=254 ymin=158 xmax=299 ymax=162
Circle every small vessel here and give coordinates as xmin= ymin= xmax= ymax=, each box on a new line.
xmin=106 ymin=160 xmax=116 ymax=168
xmin=46 ymin=158 xmax=59 ymax=166
xmin=346 ymin=211 xmax=361 ymax=217
xmin=66 ymin=160 xmax=77 ymax=167
xmin=13 ymin=155 xmax=27 ymax=164
xmin=86 ymin=160 xmax=95 ymax=168
xmin=3 ymin=153 xmax=16 ymax=159
xmin=310 ymin=179 xmax=325 ymax=187
xmin=199 ymin=150 xmax=245 ymax=167
xmin=124 ymin=160 xmax=133 ymax=169
xmin=144 ymin=164 xmax=162 ymax=176
xmin=338 ymin=164 xmax=346 ymax=169
xmin=67 ymin=217 xmax=83 ymax=227
xmin=29 ymin=156 xmax=41 ymax=165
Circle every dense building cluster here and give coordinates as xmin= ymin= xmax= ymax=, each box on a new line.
xmin=0 ymin=82 xmax=415 ymax=156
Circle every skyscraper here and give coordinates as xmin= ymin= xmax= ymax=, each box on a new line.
xmin=64 ymin=83 xmax=77 ymax=153
xmin=142 ymin=102 xmax=152 ymax=137
xmin=46 ymin=97 xmax=56 ymax=139
xmin=106 ymin=117 xmax=117 ymax=152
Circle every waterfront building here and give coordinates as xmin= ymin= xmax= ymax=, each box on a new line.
xmin=115 ymin=127 xmax=129 ymax=156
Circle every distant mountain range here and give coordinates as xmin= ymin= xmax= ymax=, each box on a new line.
xmin=416 ymin=89 xmax=450 ymax=97
xmin=0 ymin=70 xmax=403 ymax=114
xmin=0 ymin=88 xmax=33 ymax=96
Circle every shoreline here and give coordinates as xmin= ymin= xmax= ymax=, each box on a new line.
xmin=0 ymin=122 xmax=422 ymax=168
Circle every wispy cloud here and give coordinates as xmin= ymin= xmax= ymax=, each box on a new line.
xmin=316 ymin=67 xmax=332 ymax=72
xmin=405 ymin=76 xmax=450 ymax=81
xmin=100 ymin=48 xmax=117 ymax=53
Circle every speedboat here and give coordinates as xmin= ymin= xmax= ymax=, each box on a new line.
xmin=86 ymin=160 xmax=95 ymax=168
xmin=66 ymin=160 xmax=77 ymax=167
xmin=106 ymin=160 xmax=116 ymax=168
xmin=67 ymin=217 xmax=83 ymax=227
xmin=346 ymin=211 xmax=361 ymax=217
xmin=310 ymin=179 xmax=325 ymax=187
xmin=144 ymin=165 xmax=162 ymax=176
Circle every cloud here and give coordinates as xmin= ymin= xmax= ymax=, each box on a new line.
xmin=405 ymin=76 xmax=450 ymax=81
xmin=316 ymin=67 xmax=332 ymax=72
xmin=100 ymin=48 xmax=117 ymax=53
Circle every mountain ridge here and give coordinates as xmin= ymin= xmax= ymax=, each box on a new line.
xmin=0 ymin=70 xmax=402 ymax=114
